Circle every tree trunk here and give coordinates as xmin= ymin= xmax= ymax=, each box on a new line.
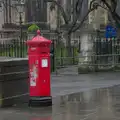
xmin=67 ymin=33 xmax=72 ymax=57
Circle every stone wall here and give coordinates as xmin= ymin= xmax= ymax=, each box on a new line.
xmin=0 ymin=57 xmax=28 ymax=107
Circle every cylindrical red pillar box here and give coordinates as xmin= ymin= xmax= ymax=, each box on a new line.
xmin=26 ymin=30 xmax=52 ymax=107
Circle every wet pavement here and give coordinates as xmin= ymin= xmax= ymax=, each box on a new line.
xmin=1 ymin=85 xmax=120 ymax=120
xmin=1 ymin=65 xmax=120 ymax=120
xmin=51 ymin=71 xmax=120 ymax=97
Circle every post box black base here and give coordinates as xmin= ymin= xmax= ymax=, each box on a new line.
xmin=29 ymin=96 xmax=52 ymax=107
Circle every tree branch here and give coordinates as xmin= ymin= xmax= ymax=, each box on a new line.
xmin=68 ymin=0 xmax=98 ymax=34
xmin=90 ymin=0 xmax=97 ymax=9
xmin=75 ymin=0 xmax=83 ymax=14
xmin=72 ymin=8 xmax=95 ymax=33
xmin=68 ymin=0 xmax=84 ymax=34
xmin=111 ymin=0 xmax=117 ymax=12
xmin=47 ymin=0 xmax=69 ymax=24
xmin=101 ymin=0 xmax=120 ymax=24
xmin=101 ymin=0 xmax=112 ymax=11
xmin=69 ymin=0 xmax=99 ymax=33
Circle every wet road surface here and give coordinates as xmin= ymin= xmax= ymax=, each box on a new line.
xmin=1 ymin=85 xmax=120 ymax=120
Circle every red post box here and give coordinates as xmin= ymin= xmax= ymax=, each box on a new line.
xmin=26 ymin=30 xmax=52 ymax=107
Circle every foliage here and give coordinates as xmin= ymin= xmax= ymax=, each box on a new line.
xmin=28 ymin=24 xmax=39 ymax=33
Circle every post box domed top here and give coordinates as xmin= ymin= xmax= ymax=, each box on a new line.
xmin=26 ymin=30 xmax=52 ymax=46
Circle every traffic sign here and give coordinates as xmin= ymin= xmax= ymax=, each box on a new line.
xmin=105 ymin=25 xmax=117 ymax=38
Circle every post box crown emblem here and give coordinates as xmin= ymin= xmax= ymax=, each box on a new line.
xmin=26 ymin=30 xmax=52 ymax=46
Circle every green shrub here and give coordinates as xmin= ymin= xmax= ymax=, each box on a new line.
xmin=28 ymin=24 xmax=39 ymax=33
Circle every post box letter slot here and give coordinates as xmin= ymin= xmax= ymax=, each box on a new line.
xmin=41 ymin=52 xmax=47 ymax=54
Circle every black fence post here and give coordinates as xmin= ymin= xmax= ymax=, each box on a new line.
xmin=73 ymin=46 xmax=75 ymax=65
xmin=22 ymin=33 xmax=25 ymax=57
xmin=61 ymin=47 xmax=63 ymax=66
xmin=52 ymin=40 xmax=55 ymax=72
xmin=78 ymin=37 xmax=81 ymax=53
xmin=8 ymin=44 xmax=11 ymax=57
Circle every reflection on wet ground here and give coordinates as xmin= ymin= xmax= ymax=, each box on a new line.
xmin=1 ymin=85 xmax=120 ymax=120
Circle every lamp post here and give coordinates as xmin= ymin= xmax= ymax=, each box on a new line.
xmin=16 ymin=0 xmax=25 ymax=57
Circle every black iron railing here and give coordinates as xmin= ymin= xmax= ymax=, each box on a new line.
xmin=94 ymin=37 xmax=120 ymax=65
xmin=0 ymin=35 xmax=79 ymax=72
xmin=0 ymin=38 xmax=28 ymax=58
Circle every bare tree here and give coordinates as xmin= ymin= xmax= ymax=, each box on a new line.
xmin=47 ymin=0 xmax=99 ymax=57
xmin=99 ymin=0 xmax=120 ymax=26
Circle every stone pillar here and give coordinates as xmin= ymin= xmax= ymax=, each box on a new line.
xmin=78 ymin=32 xmax=94 ymax=74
